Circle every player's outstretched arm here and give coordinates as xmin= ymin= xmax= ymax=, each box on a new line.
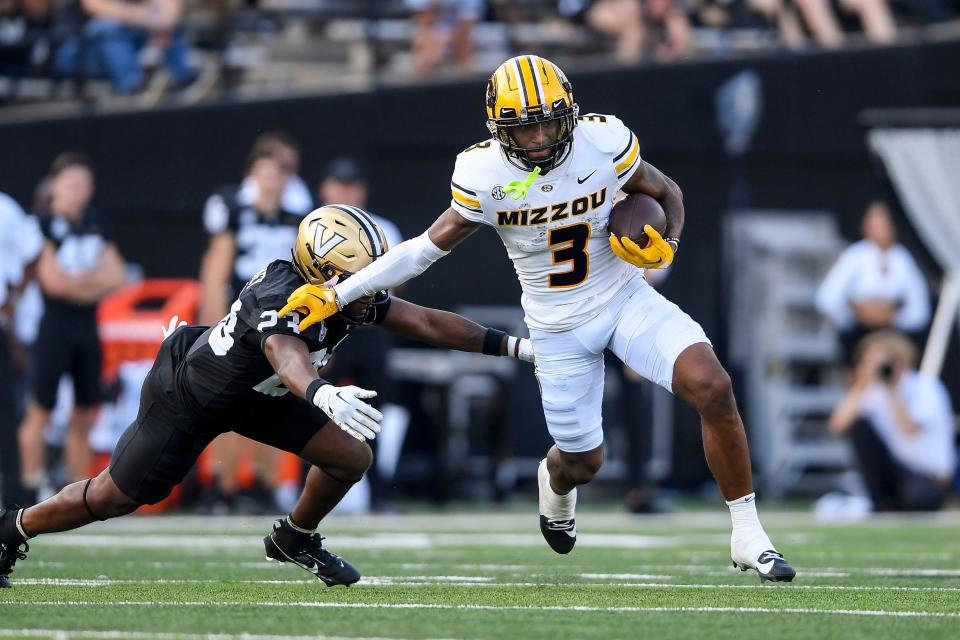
xmin=263 ymin=333 xmax=383 ymax=441
xmin=283 ymin=209 xmax=481 ymax=331
xmin=379 ymin=297 xmax=534 ymax=362
xmin=335 ymin=208 xmax=480 ymax=304
xmin=622 ymin=159 xmax=684 ymax=240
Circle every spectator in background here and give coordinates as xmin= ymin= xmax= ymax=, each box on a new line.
xmin=237 ymin=132 xmax=313 ymax=218
xmin=199 ymin=133 xmax=308 ymax=325
xmin=0 ymin=191 xmax=44 ymax=505
xmin=837 ymin=0 xmax=897 ymax=43
xmin=643 ymin=0 xmax=693 ymax=61
xmin=0 ymin=0 xmax=56 ymax=75
xmin=407 ymin=0 xmax=484 ymax=77
xmin=564 ymin=0 xmax=645 ymax=63
xmin=792 ymin=0 xmax=897 ymax=47
xmin=53 ymin=0 xmax=196 ymax=94
xmin=198 ymin=133 xmax=307 ymax=513
xmin=317 ymin=157 xmax=404 ymax=512
xmin=828 ymin=331 xmax=956 ymax=511
xmin=815 ymin=200 xmax=929 ymax=363
xmin=17 ymin=153 xmax=127 ymax=505
xmin=318 ymin=158 xmax=403 ymax=250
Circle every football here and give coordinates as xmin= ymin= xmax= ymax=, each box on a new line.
xmin=608 ymin=193 xmax=667 ymax=248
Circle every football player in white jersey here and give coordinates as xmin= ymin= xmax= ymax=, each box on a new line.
xmin=282 ymin=55 xmax=795 ymax=582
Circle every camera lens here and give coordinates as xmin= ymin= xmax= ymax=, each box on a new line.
xmin=879 ymin=362 xmax=895 ymax=381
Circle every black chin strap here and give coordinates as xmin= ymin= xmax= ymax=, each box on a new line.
xmin=83 ymin=479 xmax=108 ymax=522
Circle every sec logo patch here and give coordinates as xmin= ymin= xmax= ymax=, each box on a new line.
xmin=491 ymin=186 xmax=506 ymax=200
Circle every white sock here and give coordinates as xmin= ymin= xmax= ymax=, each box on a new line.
xmin=726 ymin=493 xmax=771 ymax=545
xmin=538 ymin=459 xmax=576 ymax=519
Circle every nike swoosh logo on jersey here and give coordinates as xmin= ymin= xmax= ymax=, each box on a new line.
xmin=577 ymin=171 xmax=597 ymax=184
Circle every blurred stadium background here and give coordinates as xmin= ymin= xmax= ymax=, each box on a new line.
xmin=1 ymin=1 xmax=960 ymax=636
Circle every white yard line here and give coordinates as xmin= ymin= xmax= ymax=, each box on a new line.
xmin=73 ymin=511 xmax=960 ymax=534
xmin=24 ymin=561 xmax=958 ymax=579
xmin=0 ymin=631 xmax=452 ymax=640
xmin=13 ymin=577 xmax=960 ymax=592
xmin=6 ymin=602 xmax=959 ymax=618
xmin=36 ymin=533 xmax=725 ymax=549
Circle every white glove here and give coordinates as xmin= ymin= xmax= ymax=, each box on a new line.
xmin=312 ymin=384 xmax=384 ymax=442
xmin=506 ymin=336 xmax=535 ymax=364
xmin=161 ymin=315 xmax=187 ymax=340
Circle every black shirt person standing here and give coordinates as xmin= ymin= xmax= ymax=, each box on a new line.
xmin=16 ymin=153 xmax=126 ymax=505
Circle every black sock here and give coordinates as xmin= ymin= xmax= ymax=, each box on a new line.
xmin=275 ymin=516 xmax=313 ymax=547
xmin=1 ymin=508 xmax=27 ymax=546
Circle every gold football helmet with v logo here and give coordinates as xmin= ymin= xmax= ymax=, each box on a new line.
xmin=291 ymin=205 xmax=389 ymax=286
xmin=486 ymin=55 xmax=578 ymax=173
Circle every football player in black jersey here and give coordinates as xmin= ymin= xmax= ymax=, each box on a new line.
xmin=0 ymin=205 xmax=534 ymax=589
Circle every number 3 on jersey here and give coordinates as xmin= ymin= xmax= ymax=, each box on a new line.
xmin=548 ymin=222 xmax=591 ymax=288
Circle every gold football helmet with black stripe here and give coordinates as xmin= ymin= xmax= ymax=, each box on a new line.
xmin=486 ymin=55 xmax=578 ymax=173
xmin=292 ymin=204 xmax=389 ymax=322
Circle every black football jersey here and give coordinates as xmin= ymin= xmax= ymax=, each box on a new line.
xmin=38 ymin=208 xmax=112 ymax=316
xmin=177 ymin=259 xmax=390 ymax=416
xmin=203 ymin=187 xmax=303 ymax=298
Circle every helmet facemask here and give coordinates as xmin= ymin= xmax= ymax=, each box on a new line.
xmin=289 ymin=257 xmax=377 ymax=326
xmin=487 ymin=99 xmax=578 ymax=174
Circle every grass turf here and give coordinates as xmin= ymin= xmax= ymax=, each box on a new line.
xmin=2 ymin=509 xmax=960 ymax=639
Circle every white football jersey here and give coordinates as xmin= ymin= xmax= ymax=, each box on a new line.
xmin=449 ymin=114 xmax=643 ymax=331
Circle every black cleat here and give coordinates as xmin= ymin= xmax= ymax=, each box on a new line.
xmin=539 ymin=515 xmax=577 ymax=554
xmin=263 ymin=520 xmax=360 ymax=587
xmin=1 ymin=505 xmax=29 ymax=589
xmin=733 ymin=549 xmax=796 ymax=583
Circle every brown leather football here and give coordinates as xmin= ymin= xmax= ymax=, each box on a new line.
xmin=608 ymin=193 xmax=667 ymax=248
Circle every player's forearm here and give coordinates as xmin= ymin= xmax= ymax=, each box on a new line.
xmin=624 ymin=161 xmax=684 ymax=238
xmin=334 ymin=232 xmax=450 ymax=305
xmin=397 ymin=307 xmax=489 ymax=353
xmin=275 ymin=359 xmax=323 ymax=402
xmin=660 ymin=177 xmax=684 ymax=239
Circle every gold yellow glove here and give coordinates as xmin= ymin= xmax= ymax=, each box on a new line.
xmin=280 ymin=284 xmax=340 ymax=331
xmin=609 ymin=224 xmax=674 ymax=269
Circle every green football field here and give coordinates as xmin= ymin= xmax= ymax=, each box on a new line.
xmin=3 ymin=508 xmax=960 ymax=639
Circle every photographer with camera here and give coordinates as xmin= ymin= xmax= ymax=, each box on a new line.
xmin=828 ymin=330 xmax=956 ymax=512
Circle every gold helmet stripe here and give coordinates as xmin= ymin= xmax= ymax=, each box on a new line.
xmin=327 ymin=204 xmax=385 ymax=257
xmin=511 ymin=57 xmax=532 ymax=110
xmin=525 ymin=55 xmax=546 ymax=107
xmin=549 ymin=60 xmax=569 ymax=90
